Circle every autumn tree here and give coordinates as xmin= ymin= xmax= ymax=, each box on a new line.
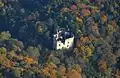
xmin=26 ymin=46 xmax=40 ymax=60
xmin=23 ymin=70 xmax=34 ymax=78
xmin=0 ymin=47 xmax=6 ymax=54
xmin=66 ymin=64 xmax=82 ymax=78
xmin=11 ymin=67 xmax=21 ymax=78
xmin=0 ymin=31 xmax=11 ymax=40
xmin=40 ymin=62 xmax=57 ymax=78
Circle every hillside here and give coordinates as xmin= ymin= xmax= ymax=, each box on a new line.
xmin=0 ymin=0 xmax=120 ymax=78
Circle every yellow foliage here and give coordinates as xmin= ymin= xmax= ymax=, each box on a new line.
xmin=101 ymin=14 xmax=108 ymax=22
xmin=0 ymin=31 xmax=11 ymax=40
xmin=0 ymin=47 xmax=7 ymax=54
xmin=9 ymin=50 xmax=16 ymax=57
xmin=76 ymin=36 xmax=94 ymax=59
xmin=79 ymin=36 xmax=91 ymax=45
xmin=17 ymin=55 xmax=24 ymax=60
xmin=108 ymin=24 xmax=115 ymax=32
xmin=79 ymin=46 xmax=85 ymax=52
xmin=83 ymin=56 xmax=89 ymax=62
xmin=103 ymin=63 xmax=107 ymax=69
xmin=24 ymin=57 xmax=34 ymax=64
xmin=85 ymin=46 xmax=92 ymax=57
xmin=76 ymin=17 xmax=83 ymax=23
xmin=0 ymin=54 xmax=11 ymax=67
xmin=0 ymin=1 xmax=4 ymax=7
xmin=77 ymin=45 xmax=92 ymax=60
xmin=91 ymin=6 xmax=99 ymax=12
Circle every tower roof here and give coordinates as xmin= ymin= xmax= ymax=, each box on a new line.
xmin=54 ymin=28 xmax=74 ymax=43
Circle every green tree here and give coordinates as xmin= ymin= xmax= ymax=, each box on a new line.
xmin=26 ymin=46 xmax=40 ymax=60
xmin=23 ymin=70 xmax=34 ymax=78
xmin=11 ymin=68 xmax=21 ymax=78
xmin=0 ymin=31 xmax=11 ymax=40
xmin=0 ymin=72 xmax=3 ymax=78
xmin=0 ymin=47 xmax=6 ymax=54
xmin=7 ymin=39 xmax=24 ymax=52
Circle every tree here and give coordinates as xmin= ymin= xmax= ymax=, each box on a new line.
xmin=97 ymin=59 xmax=107 ymax=72
xmin=58 ymin=65 xmax=66 ymax=77
xmin=26 ymin=46 xmax=40 ymax=60
xmin=0 ymin=31 xmax=11 ymax=40
xmin=77 ymin=45 xmax=93 ymax=61
xmin=0 ymin=72 xmax=3 ymax=78
xmin=23 ymin=70 xmax=34 ymax=78
xmin=0 ymin=47 xmax=6 ymax=54
xmin=11 ymin=67 xmax=21 ymax=78
xmin=48 ymin=54 xmax=60 ymax=65
xmin=35 ymin=21 xmax=47 ymax=35
xmin=0 ymin=1 xmax=4 ymax=8
xmin=40 ymin=62 xmax=57 ymax=78
xmin=66 ymin=69 xmax=82 ymax=78
xmin=102 ymin=52 xmax=116 ymax=67
xmin=6 ymin=39 xmax=24 ymax=52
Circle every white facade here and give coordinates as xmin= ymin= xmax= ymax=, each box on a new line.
xmin=53 ymin=29 xmax=74 ymax=50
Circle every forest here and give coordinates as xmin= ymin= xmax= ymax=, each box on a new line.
xmin=0 ymin=0 xmax=120 ymax=78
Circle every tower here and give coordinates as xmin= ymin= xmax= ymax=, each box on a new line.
xmin=53 ymin=28 xmax=74 ymax=50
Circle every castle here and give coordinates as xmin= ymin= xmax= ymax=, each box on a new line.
xmin=53 ymin=28 xmax=74 ymax=50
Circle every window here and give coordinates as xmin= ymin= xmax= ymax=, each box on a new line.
xmin=67 ymin=45 xmax=69 ymax=47
xmin=59 ymin=44 xmax=61 ymax=46
xmin=68 ymin=42 xmax=69 ymax=44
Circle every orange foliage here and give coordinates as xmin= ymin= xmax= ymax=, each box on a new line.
xmin=101 ymin=13 xmax=108 ymax=22
xmin=98 ymin=59 xmax=107 ymax=72
xmin=66 ymin=69 xmax=82 ymax=78
xmin=79 ymin=36 xmax=91 ymax=44
xmin=3 ymin=60 xmax=11 ymax=68
xmin=60 ymin=8 xmax=71 ymax=12
xmin=111 ymin=20 xmax=117 ymax=28
xmin=114 ymin=69 xmax=120 ymax=78
xmin=40 ymin=62 xmax=57 ymax=78
xmin=23 ymin=57 xmax=34 ymax=64
xmin=92 ymin=23 xmax=99 ymax=34
xmin=10 ymin=61 xmax=16 ymax=67
xmin=0 ymin=54 xmax=11 ymax=67
xmin=58 ymin=65 xmax=66 ymax=76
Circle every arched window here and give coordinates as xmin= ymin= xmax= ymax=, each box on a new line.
xmin=67 ymin=45 xmax=69 ymax=47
